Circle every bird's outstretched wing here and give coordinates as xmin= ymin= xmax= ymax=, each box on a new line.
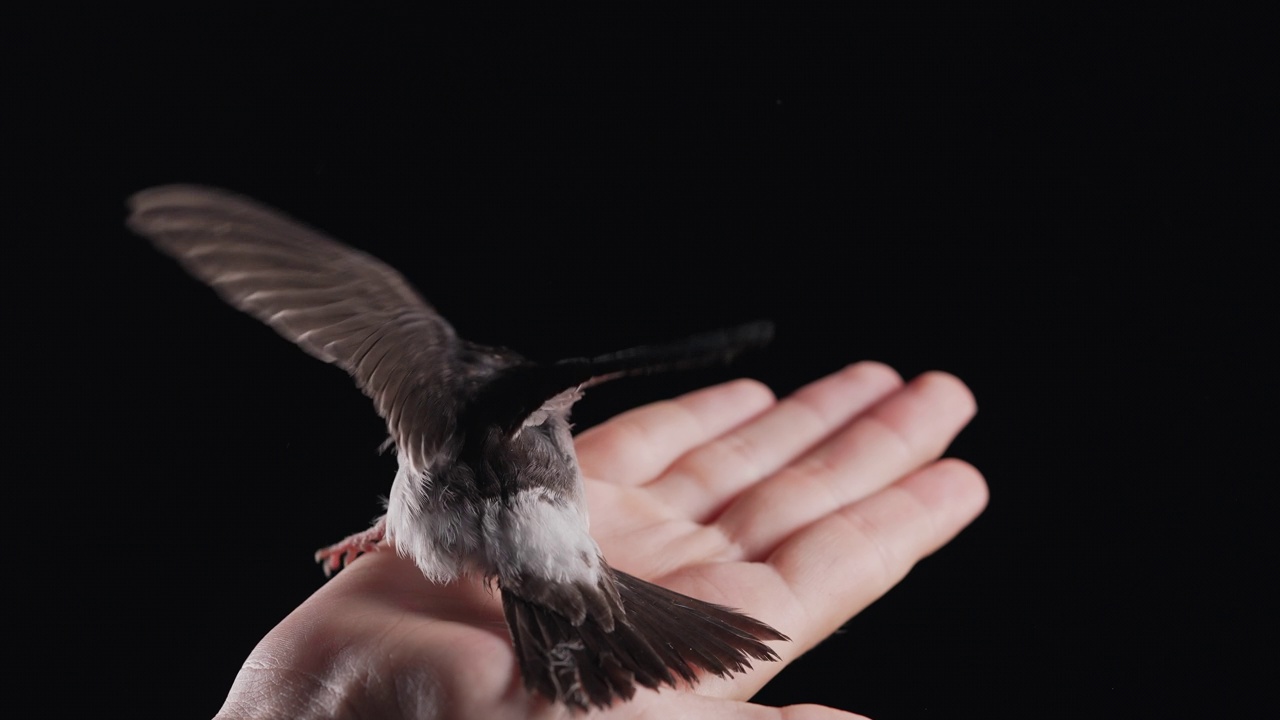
xmin=128 ymin=184 xmax=461 ymax=471
xmin=467 ymin=321 xmax=775 ymax=435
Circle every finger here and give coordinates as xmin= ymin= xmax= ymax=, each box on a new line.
xmin=576 ymin=378 xmax=776 ymax=486
xmin=773 ymin=706 xmax=871 ymax=720
xmin=648 ymin=362 xmax=903 ymax=521
xmin=765 ymin=458 xmax=988 ymax=654
xmin=621 ymin=692 xmax=870 ymax=720
xmin=666 ymin=459 xmax=987 ymax=700
xmin=715 ymin=372 xmax=977 ymax=559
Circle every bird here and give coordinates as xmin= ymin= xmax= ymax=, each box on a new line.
xmin=128 ymin=185 xmax=787 ymax=711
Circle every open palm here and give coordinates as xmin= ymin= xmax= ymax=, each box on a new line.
xmin=215 ymin=362 xmax=986 ymax=720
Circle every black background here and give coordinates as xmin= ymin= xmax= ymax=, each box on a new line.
xmin=14 ymin=8 xmax=1271 ymax=719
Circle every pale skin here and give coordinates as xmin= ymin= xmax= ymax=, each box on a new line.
xmin=215 ymin=362 xmax=988 ymax=720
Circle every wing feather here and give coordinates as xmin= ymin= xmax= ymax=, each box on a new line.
xmin=129 ymin=184 xmax=461 ymax=471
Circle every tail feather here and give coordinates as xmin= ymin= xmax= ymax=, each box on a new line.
xmin=614 ymin=569 xmax=785 ymax=676
xmin=500 ymin=567 xmax=788 ymax=711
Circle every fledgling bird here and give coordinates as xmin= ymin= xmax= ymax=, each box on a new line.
xmin=128 ymin=185 xmax=787 ymax=711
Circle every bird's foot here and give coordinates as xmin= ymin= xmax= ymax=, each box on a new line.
xmin=314 ymin=515 xmax=387 ymax=577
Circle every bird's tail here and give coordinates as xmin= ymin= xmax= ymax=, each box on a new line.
xmin=500 ymin=567 xmax=787 ymax=711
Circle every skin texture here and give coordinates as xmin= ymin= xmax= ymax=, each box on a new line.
xmin=215 ymin=362 xmax=987 ymax=719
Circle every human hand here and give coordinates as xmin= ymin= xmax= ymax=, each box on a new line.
xmin=215 ymin=362 xmax=987 ymax=719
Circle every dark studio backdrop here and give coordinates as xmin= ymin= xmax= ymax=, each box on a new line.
xmin=15 ymin=8 xmax=1271 ymax=719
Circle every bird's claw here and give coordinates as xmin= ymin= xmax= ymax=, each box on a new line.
xmin=314 ymin=517 xmax=387 ymax=577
